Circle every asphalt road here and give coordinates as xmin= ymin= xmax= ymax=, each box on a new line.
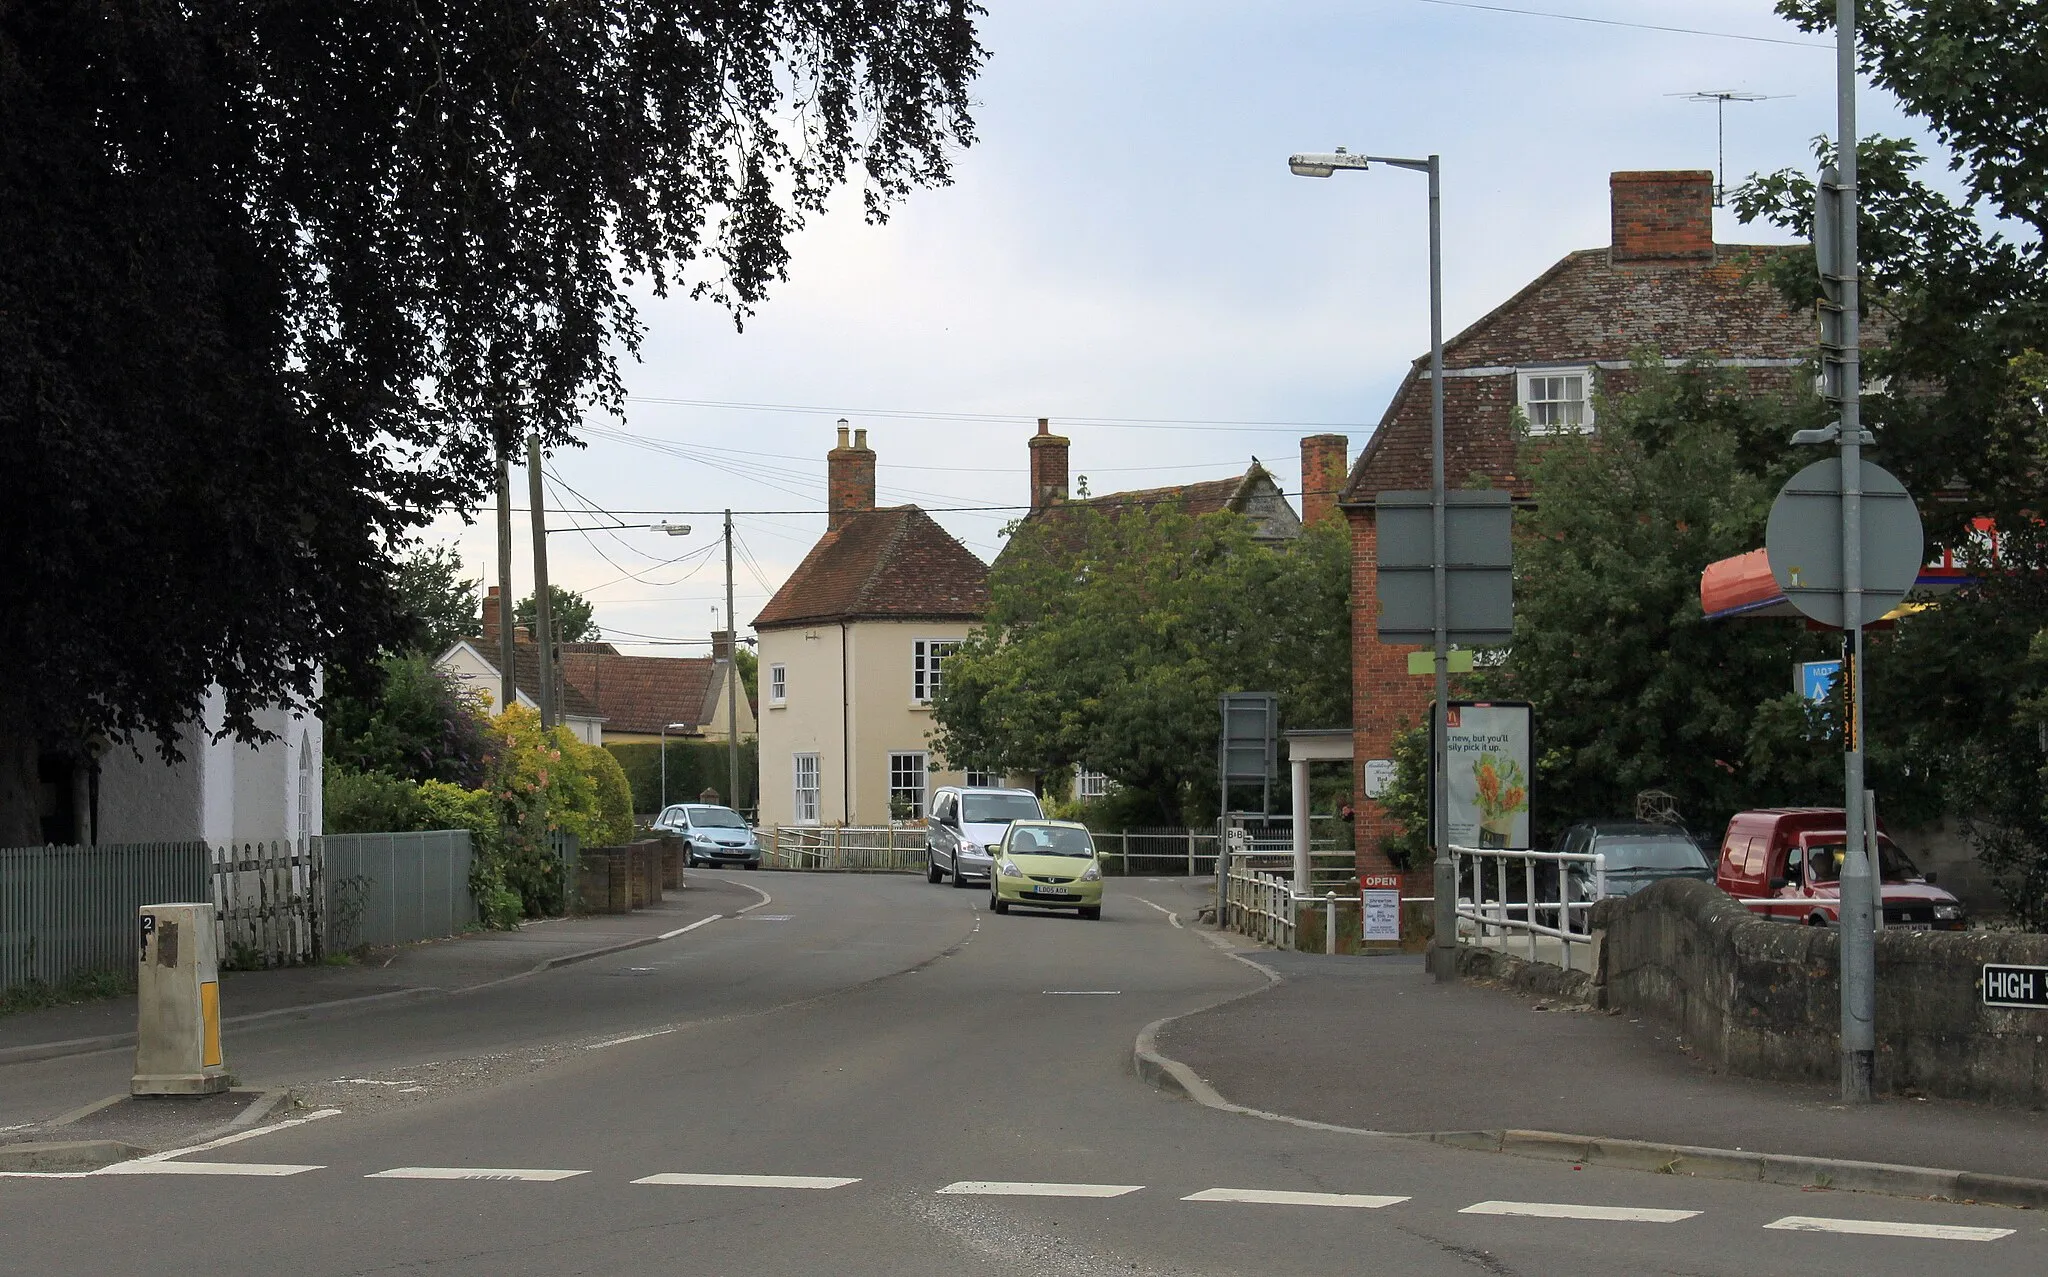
xmin=3 ymin=872 xmax=2043 ymax=1276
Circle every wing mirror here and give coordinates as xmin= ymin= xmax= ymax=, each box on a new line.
xmin=1767 ymin=877 xmax=1789 ymax=891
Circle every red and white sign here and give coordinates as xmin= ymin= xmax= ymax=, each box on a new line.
xmin=1360 ymin=875 xmax=1402 ymax=942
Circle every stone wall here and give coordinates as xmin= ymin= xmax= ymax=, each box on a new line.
xmin=1593 ymin=878 xmax=2048 ymax=1106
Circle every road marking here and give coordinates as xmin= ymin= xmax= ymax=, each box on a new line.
xmin=1133 ymin=897 xmax=1184 ymax=929
xmin=367 ymin=1167 xmax=588 ymax=1182
xmin=734 ymin=882 xmax=775 ymax=913
xmin=634 ymin=1173 xmax=860 ymax=1189
xmin=1184 ymin=1188 xmax=1408 ymax=1209
xmin=1764 ymin=1216 xmax=2014 ymax=1242
xmin=585 ymin=1028 xmax=679 ymax=1050
xmin=749 ymin=914 xmax=794 ymax=921
xmin=658 ymin=915 xmax=722 ymax=941
xmin=331 ymin=1078 xmax=418 ymax=1086
xmin=1461 ymin=1200 xmax=1700 ymax=1223
xmin=1042 ymin=990 xmax=1120 ymax=995
xmin=936 ymin=1181 xmax=1143 ymax=1198
xmin=100 ymin=1160 xmax=323 ymax=1177
xmin=105 ymin=1107 xmax=342 ymax=1172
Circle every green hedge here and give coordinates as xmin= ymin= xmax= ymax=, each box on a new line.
xmin=608 ymin=739 xmax=758 ymax=816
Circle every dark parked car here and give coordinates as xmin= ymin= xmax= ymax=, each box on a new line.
xmin=1559 ymin=820 xmax=1713 ymax=905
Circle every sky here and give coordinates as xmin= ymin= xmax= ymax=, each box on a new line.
xmin=425 ymin=0 xmax=1951 ymax=657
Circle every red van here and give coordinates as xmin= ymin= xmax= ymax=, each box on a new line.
xmin=1714 ymin=808 xmax=1967 ymax=930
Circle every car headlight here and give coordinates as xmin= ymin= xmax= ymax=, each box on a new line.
xmin=998 ymin=859 xmax=1024 ymax=878
xmin=1080 ymin=863 xmax=1101 ymax=882
xmin=1934 ymin=903 xmax=1965 ymax=921
xmin=960 ymin=840 xmax=982 ymax=855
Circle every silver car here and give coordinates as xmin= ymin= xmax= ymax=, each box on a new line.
xmin=652 ymin=803 xmax=761 ymax=869
xmin=925 ymin=787 xmax=1044 ymax=887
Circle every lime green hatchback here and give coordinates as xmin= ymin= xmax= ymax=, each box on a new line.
xmin=989 ymin=820 xmax=1104 ymax=919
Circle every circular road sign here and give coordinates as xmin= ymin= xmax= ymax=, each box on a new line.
xmin=1764 ymin=458 xmax=1925 ymax=629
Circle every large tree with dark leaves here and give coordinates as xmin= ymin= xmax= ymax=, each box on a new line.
xmin=0 ymin=1 xmax=983 ymax=842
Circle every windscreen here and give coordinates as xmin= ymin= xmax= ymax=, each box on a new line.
xmin=1597 ymin=836 xmax=1709 ymax=871
xmin=1805 ymin=837 xmax=1920 ymax=883
xmin=685 ymin=806 xmax=747 ymax=828
xmin=963 ymin=793 xmax=1042 ymax=824
xmin=1006 ymin=825 xmax=1095 ymax=857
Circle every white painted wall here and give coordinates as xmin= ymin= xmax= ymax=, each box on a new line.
xmin=94 ymin=683 xmax=321 ymax=847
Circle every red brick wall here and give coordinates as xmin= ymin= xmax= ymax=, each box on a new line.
xmin=827 ymin=428 xmax=876 ymax=529
xmin=1027 ymin=418 xmax=1070 ymax=511
xmin=1348 ymin=507 xmax=1426 ymax=876
xmin=1610 ymin=170 xmax=1715 ymax=264
xmin=1299 ymin=434 xmax=1349 ymax=526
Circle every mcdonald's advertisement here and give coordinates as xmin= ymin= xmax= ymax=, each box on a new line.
xmin=1443 ymin=701 xmax=1532 ymax=850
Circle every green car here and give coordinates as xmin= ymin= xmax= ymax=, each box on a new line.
xmin=989 ymin=820 xmax=1104 ymax=919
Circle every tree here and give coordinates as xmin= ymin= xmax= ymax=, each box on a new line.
xmin=734 ymin=645 xmax=760 ymax=709
xmin=393 ymin=546 xmax=480 ymax=657
xmin=931 ymin=507 xmax=1350 ymax=825
xmin=0 ymin=2 xmax=985 ymax=843
xmin=322 ymin=654 xmax=494 ymax=789
xmin=1382 ymin=364 xmax=1860 ymax=856
xmin=516 ymin=587 xmax=599 ymax=644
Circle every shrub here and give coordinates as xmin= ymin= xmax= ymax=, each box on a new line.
xmin=607 ymin=739 xmax=758 ymax=815
xmin=324 ymin=768 xmax=423 ymax=833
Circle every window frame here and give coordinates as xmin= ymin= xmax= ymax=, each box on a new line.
xmin=792 ymin=753 xmax=821 ymax=825
xmin=963 ymin=768 xmax=998 ymax=789
xmin=1517 ymin=367 xmax=1595 ymax=436
xmin=1075 ymin=767 xmax=1110 ymax=801
xmin=912 ymin=638 xmax=962 ymax=705
xmin=888 ymin=751 xmax=930 ymax=821
xmin=768 ymin=662 xmax=787 ymax=705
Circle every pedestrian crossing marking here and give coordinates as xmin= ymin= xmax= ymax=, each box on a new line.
xmin=1461 ymin=1200 xmax=1699 ymax=1223
xmin=1183 ymin=1188 xmax=1407 ymax=1208
xmin=1764 ymin=1215 xmax=2013 ymax=1242
xmin=936 ymin=1180 xmax=1142 ymax=1198
xmin=634 ymin=1173 xmax=859 ymax=1189
xmin=367 ymin=1167 xmax=588 ymax=1182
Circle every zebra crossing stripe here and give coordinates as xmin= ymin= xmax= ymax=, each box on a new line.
xmin=936 ymin=1181 xmax=1142 ymax=1198
xmin=1183 ymin=1188 xmax=1407 ymax=1208
xmin=634 ymin=1173 xmax=859 ymax=1189
xmin=1461 ymin=1200 xmax=1699 ymax=1223
xmin=1764 ymin=1216 xmax=2013 ymax=1242
xmin=367 ymin=1167 xmax=587 ymax=1182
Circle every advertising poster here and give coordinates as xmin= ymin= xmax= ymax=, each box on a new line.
xmin=1442 ymin=701 xmax=1532 ymax=850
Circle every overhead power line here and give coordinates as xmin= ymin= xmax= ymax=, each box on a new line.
xmin=1412 ymin=0 xmax=1830 ymax=48
xmin=622 ymin=395 xmax=1370 ymax=434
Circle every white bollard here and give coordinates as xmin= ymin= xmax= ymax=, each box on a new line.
xmin=1326 ymin=890 xmax=1338 ymax=954
xmin=133 ymin=902 xmax=229 ymax=1096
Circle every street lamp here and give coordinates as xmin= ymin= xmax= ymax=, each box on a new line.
xmin=651 ymin=520 xmax=692 ymax=536
xmin=1289 ymin=145 xmax=1457 ymax=983
xmin=659 ymin=721 xmax=691 ymax=811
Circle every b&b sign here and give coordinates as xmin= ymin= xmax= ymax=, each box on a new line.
xmin=1982 ymin=964 xmax=2048 ymax=1008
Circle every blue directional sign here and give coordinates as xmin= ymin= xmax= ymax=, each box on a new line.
xmin=1800 ymin=659 xmax=1843 ymax=704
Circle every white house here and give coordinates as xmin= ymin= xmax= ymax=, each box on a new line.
xmin=435 ymin=589 xmax=606 ymax=746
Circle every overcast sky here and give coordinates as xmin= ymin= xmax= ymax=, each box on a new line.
xmin=428 ymin=1 xmax=1948 ymax=656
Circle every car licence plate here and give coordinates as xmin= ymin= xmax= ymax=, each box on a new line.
xmin=1032 ymin=887 xmax=1069 ymax=897
xmin=1893 ymin=922 xmax=1931 ymax=931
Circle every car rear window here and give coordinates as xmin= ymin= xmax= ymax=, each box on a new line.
xmin=963 ymin=793 xmax=1042 ymax=824
xmin=1596 ymin=836 xmax=1708 ymax=871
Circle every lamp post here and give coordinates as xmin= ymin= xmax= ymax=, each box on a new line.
xmin=1289 ymin=146 xmax=1457 ymax=982
xmin=659 ymin=721 xmax=691 ymax=812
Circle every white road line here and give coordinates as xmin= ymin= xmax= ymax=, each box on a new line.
xmin=634 ymin=1173 xmax=860 ymax=1189
xmin=936 ymin=1181 xmax=1143 ymax=1198
xmin=1042 ymin=990 xmax=1120 ymax=995
xmin=332 ymin=1078 xmax=418 ymax=1086
xmin=367 ymin=1167 xmax=588 ymax=1182
xmin=1133 ymin=897 xmax=1184 ymax=929
xmin=1461 ymin=1200 xmax=1700 ymax=1223
xmin=100 ymin=1160 xmax=323 ymax=1177
xmin=1764 ymin=1216 xmax=2014 ymax=1242
xmin=658 ymin=915 xmax=722 ymax=941
xmin=734 ymin=882 xmax=775 ymax=913
xmin=585 ymin=1028 xmax=679 ymax=1050
xmin=1184 ymin=1188 xmax=1408 ymax=1209
xmin=111 ymin=1107 xmax=342 ymax=1169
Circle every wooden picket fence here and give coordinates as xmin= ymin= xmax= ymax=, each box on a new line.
xmin=210 ymin=840 xmax=322 ymax=969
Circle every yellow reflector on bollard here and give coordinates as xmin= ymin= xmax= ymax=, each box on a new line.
xmin=200 ymin=981 xmax=222 ymax=1067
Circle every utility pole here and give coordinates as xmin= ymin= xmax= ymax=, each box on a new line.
xmin=526 ymin=435 xmax=557 ymax=730
xmin=1833 ymin=0 xmax=1876 ymax=1104
xmin=496 ymin=438 xmax=517 ymax=715
xmin=725 ymin=510 xmax=741 ymax=814
xmin=1423 ymin=155 xmax=1454 ymax=986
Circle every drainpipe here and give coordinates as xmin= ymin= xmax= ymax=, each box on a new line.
xmin=841 ymin=622 xmax=852 ymax=824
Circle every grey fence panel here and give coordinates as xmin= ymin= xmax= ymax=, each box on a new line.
xmin=0 ymin=842 xmax=210 ymax=994
xmin=320 ymin=830 xmax=474 ymax=950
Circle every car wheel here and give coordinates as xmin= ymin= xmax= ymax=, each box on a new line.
xmin=992 ymin=895 xmax=1009 ymax=915
xmin=926 ymin=854 xmax=943 ymax=884
xmin=951 ymin=865 xmax=974 ymax=888
xmin=1080 ymin=906 xmax=1101 ymax=921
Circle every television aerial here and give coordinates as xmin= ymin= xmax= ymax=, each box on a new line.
xmin=1670 ymin=90 xmax=1791 ymax=206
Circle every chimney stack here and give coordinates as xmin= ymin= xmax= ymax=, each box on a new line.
xmin=711 ymin=629 xmax=734 ymax=661
xmin=1299 ymin=434 xmax=1349 ymax=526
xmin=826 ymin=418 xmax=876 ymax=529
xmin=1027 ymin=417 xmax=1071 ymax=512
xmin=1609 ymin=171 xmax=1716 ymax=265
xmin=482 ymin=584 xmax=505 ymax=646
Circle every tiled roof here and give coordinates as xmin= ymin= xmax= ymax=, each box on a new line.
xmin=557 ymin=651 xmax=727 ymax=735
xmin=458 ymin=642 xmax=607 ymax=720
xmin=999 ymin=463 xmax=1301 ymax=563
xmin=560 ymin=641 xmax=621 ymax=656
xmin=753 ymin=506 xmax=990 ymax=630
xmin=1342 ymin=245 xmax=1811 ymax=502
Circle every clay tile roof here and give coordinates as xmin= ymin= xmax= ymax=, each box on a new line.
xmin=477 ymin=643 xmax=604 ymax=720
xmin=557 ymin=651 xmax=722 ymax=735
xmin=999 ymin=462 xmax=1298 ymax=564
xmin=753 ymin=506 xmax=990 ymax=630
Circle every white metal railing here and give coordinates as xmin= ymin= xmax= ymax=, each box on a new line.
xmin=1451 ymin=844 xmax=1605 ymax=972
xmin=1222 ymin=866 xmax=1297 ymax=948
xmin=759 ymin=825 xmax=927 ymax=872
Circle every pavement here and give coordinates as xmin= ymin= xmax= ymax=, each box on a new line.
xmin=4 ymin=871 xmax=2046 ymax=1276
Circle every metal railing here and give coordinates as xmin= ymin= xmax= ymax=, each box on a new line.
xmin=1452 ymin=844 xmax=1605 ymax=972
xmin=1 ymin=841 xmax=211 ymax=995
xmin=320 ymin=830 xmax=475 ymax=950
xmin=1223 ymin=866 xmax=1297 ymax=948
xmin=1095 ymin=829 xmax=1220 ymax=877
xmin=760 ymin=826 xmax=928 ymax=872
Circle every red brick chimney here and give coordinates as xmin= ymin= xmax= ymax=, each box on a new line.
xmin=1298 ymin=434 xmax=1349 ymax=526
xmin=1027 ymin=418 xmax=1070 ymax=512
xmin=710 ymin=629 xmax=733 ymax=661
xmin=482 ymin=584 xmax=505 ymax=645
xmin=1610 ymin=171 xmax=1716 ymax=265
xmin=826 ymin=419 xmax=876 ymax=529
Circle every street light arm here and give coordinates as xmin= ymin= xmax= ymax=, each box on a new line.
xmin=1287 ymin=150 xmax=1432 ymax=177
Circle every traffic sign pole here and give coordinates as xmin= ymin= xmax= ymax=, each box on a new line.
xmin=1835 ymin=0 xmax=1876 ymax=1104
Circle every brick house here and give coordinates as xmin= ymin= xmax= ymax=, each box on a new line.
xmin=555 ymin=636 xmax=756 ymax=747
xmin=1338 ymin=170 xmax=1814 ymax=872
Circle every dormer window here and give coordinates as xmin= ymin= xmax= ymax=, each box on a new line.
xmin=1519 ymin=368 xmax=1594 ymax=435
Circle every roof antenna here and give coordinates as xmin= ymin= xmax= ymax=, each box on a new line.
xmin=1669 ymin=90 xmax=1789 ymax=206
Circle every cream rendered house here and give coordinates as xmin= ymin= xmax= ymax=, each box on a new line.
xmin=753 ymin=426 xmax=992 ymax=826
